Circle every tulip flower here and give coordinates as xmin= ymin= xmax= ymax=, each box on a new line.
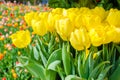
xmin=56 ymin=18 xmax=74 ymax=41
xmin=10 ymin=30 xmax=31 ymax=48
xmin=70 ymin=28 xmax=91 ymax=50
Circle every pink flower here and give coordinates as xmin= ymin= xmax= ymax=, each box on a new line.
xmin=9 ymin=31 xmax=13 ymax=34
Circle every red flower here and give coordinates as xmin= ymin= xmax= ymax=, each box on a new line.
xmin=0 ymin=32 xmax=2 ymax=36
xmin=10 ymin=13 xmax=14 ymax=18
xmin=2 ymin=77 xmax=6 ymax=80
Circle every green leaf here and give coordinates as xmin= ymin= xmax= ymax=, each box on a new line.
xmin=88 ymin=61 xmax=110 ymax=79
xmin=48 ymin=35 xmax=56 ymax=54
xmin=97 ymin=65 xmax=113 ymax=80
xmin=45 ymin=70 xmax=56 ymax=80
xmin=78 ymin=53 xmax=84 ymax=77
xmin=62 ymin=43 xmax=71 ymax=75
xmin=115 ymin=44 xmax=120 ymax=54
xmin=47 ymin=60 xmax=61 ymax=71
xmin=88 ymin=51 xmax=95 ymax=74
xmin=110 ymin=64 xmax=120 ymax=80
xmin=33 ymin=46 xmax=39 ymax=60
xmin=36 ymin=41 xmax=47 ymax=67
xmin=65 ymin=75 xmax=85 ymax=80
xmin=57 ymin=67 xmax=65 ymax=80
xmin=39 ymin=48 xmax=47 ymax=67
xmin=48 ymin=35 xmax=55 ymax=49
xmin=38 ymin=37 xmax=48 ymax=58
xmin=46 ymin=48 xmax=62 ymax=67
xmin=18 ymin=56 xmax=46 ymax=80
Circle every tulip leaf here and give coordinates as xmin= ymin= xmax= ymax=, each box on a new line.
xmin=38 ymin=37 xmax=48 ymax=58
xmin=78 ymin=53 xmax=84 ymax=77
xmin=33 ymin=46 xmax=39 ymax=60
xmin=48 ymin=35 xmax=55 ymax=54
xmin=18 ymin=56 xmax=46 ymax=80
xmin=97 ymin=65 xmax=113 ymax=80
xmin=110 ymin=64 xmax=120 ymax=80
xmin=48 ymin=35 xmax=55 ymax=50
xmin=46 ymin=48 xmax=62 ymax=68
xmin=88 ymin=51 xmax=94 ymax=74
xmin=47 ymin=60 xmax=61 ymax=71
xmin=39 ymin=48 xmax=47 ymax=67
xmin=114 ymin=44 xmax=120 ymax=54
xmin=62 ymin=43 xmax=71 ymax=75
xmin=88 ymin=61 xmax=110 ymax=79
xmin=36 ymin=41 xmax=47 ymax=67
xmin=84 ymin=53 xmax=90 ymax=78
xmin=65 ymin=75 xmax=85 ymax=80
xmin=45 ymin=70 xmax=57 ymax=80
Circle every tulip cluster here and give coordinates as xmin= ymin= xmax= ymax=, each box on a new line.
xmin=24 ymin=7 xmax=120 ymax=50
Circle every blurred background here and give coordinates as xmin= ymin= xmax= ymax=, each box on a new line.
xmin=0 ymin=0 xmax=120 ymax=9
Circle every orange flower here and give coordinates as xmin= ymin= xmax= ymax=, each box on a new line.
xmin=7 ymin=23 xmax=12 ymax=27
xmin=11 ymin=44 xmax=16 ymax=48
xmin=0 ymin=26 xmax=3 ymax=29
xmin=13 ymin=23 xmax=18 ymax=27
xmin=0 ymin=53 xmax=4 ymax=60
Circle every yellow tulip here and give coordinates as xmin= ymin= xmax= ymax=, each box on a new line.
xmin=89 ymin=24 xmax=117 ymax=46
xmin=70 ymin=28 xmax=91 ymax=50
xmin=24 ymin=12 xmax=36 ymax=26
xmin=39 ymin=12 xmax=49 ymax=20
xmin=52 ymin=8 xmax=63 ymax=14
xmin=32 ymin=20 xmax=47 ymax=36
xmin=106 ymin=8 xmax=120 ymax=27
xmin=89 ymin=28 xmax=103 ymax=46
xmin=113 ymin=27 xmax=120 ymax=43
xmin=10 ymin=30 xmax=31 ymax=48
xmin=56 ymin=18 xmax=74 ymax=41
xmin=47 ymin=13 xmax=55 ymax=32
xmin=92 ymin=7 xmax=106 ymax=21
xmin=103 ymin=25 xmax=116 ymax=44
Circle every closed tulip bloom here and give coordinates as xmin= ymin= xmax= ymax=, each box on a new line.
xmin=113 ymin=27 xmax=120 ymax=43
xmin=32 ymin=20 xmax=47 ymax=36
xmin=56 ymin=18 xmax=74 ymax=41
xmin=52 ymin=8 xmax=63 ymax=14
xmin=24 ymin=12 xmax=36 ymax=26
xmin=103 ymin=25 xmax=116 ymax=44
xmin=89 ymin=28 xmax=104 ymax=46
xmin=92 ymin=7 xmax=106 ymax=21
xmin=70 ymin=28 xmax=91 ymax=50
xmin=47 ymin=13 xmax=55 ymax=32
xmin=106 ymin=9 xmax=120 ymax=27
xmin=10 ymin=30 xmax=31 ymax=48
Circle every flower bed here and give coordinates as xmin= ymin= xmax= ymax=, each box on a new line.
xmin=0 ymin=3 xmax=50 ymax=80
xmin=1 ymin=2 xmax=120 ymax=80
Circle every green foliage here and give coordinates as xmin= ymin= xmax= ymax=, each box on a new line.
xmin=48 ymin=0 xmax=120 ymax=9
xmin=18 ymin=33 xmax=120 ymax=80
xmin=48 ymin=0 xmax=95 ymax=8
